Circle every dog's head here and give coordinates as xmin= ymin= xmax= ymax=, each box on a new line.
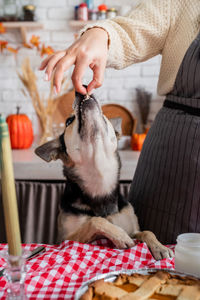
xmin=35 ymin=90 xmax=121 ymax=197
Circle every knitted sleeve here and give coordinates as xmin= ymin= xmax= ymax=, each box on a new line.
xmin=80 ymin=0 xmax=171 ymax=69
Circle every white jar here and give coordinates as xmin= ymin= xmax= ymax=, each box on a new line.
xmin=175 ymin=233 xmax=200 ymax=277
xmin=107 ymin=8 xmax=117 ymax=19
xmin=78 ymin=3 xmax=88 ymax=21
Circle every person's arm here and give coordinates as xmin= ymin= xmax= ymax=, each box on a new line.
xmin=81 ymin=0 xmax=171 ymax=69
xmin=40 ymin=27 xmax=109 ymax=95
xmin=39 ymin=0 xmax=171 ymax=94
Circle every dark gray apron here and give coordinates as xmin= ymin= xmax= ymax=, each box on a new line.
xmin=129 ymin=31 xmax=200 ymax=244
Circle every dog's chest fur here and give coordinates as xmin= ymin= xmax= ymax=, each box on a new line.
xmin=61 ymin=164 xmax=128 ymax=218
xmin=60 ymin=150 xmax=128 ymax=217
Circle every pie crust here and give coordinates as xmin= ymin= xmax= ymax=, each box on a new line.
xmin=80 ymin=270 xmax=200 ymax=300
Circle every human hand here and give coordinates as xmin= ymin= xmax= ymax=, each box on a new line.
xmin=39 ymin=28 xmax=109 ymax=95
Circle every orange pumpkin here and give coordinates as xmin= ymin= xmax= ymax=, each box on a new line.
xmin=6 ymin=107 xmax=34 ymax=149
xmin=131 ymin=133 xmax=147 ymax=151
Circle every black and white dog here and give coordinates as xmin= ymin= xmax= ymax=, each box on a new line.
xmin=35 ymin=90 xmax=173 ymax=260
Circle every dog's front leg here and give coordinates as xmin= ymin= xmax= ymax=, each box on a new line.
xmin=134 ymin=231 xmax=174 ymax=260
xmin=67 ymin=217 xmax=135 ymax=249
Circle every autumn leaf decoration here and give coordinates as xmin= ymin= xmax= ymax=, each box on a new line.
xmin=0 ymin=23 xmax=7 ymax=53
xmin=41 ymin=44 xmax=54 ymax=56
xmin=23 ymin=36 xmax=54 ymax=56
xmin=0 ymin=22 xmax=6 ymax=34
xmin=0 ymin=22 xmax=54 ymax=56
xmin=23 ymin=43 xmax=33 ymax=49
xmin=0 ymin=40 xmax=8 ymax=52
xmin=23 ymin=35 xmax=40 ymax=50
xmin=7 ymin=46 xmax=19 ymax=54
xmin=23 ymin=35 xmax=55 ymax=56
xmin=0 ymin=22 xmax=19 ymax=54
xmin=30 ymin=35 xmax=40 ymax=48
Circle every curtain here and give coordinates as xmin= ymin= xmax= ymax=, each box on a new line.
xmin=0 ymin=180 xmax=131 ymax=244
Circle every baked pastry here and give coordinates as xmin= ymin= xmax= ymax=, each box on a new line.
xmin=80 ymin=270 xmax=200 ymax=300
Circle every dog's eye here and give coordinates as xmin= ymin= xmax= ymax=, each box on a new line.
xmin=65 ymin=115 xmax=75 ymax=127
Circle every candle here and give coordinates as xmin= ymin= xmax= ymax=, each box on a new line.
xmin=0 ymin=114 xmax=22 ymax=256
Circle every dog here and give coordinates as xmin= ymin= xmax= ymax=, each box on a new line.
xmin=35 ymin=90 xmax=173 ymax=260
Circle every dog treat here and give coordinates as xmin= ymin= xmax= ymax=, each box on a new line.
xmin=84 ymin=93 xmax=90 ymax=100
xmin=80 ymin=270 xmax=200 ymax=300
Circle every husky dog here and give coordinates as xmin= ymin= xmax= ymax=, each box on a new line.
xmin=35 ymin=91 xmax=173 ymax=260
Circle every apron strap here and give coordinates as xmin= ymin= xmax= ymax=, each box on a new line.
xmin=163 ymin=99 xmax=200 ymax=117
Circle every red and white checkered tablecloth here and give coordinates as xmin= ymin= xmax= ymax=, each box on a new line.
xmin=0 ymin=239 xmax=174 ymax=299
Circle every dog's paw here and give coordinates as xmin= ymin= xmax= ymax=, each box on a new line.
xmin=150 ymin=244 xmax=174 ymax=260
xmin=113 ymin=237 xmax=135 ymax=249
xmin=111 ymin=230 xmax=135 ymax=249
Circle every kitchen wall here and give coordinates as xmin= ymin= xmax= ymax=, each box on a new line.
xmin=0 ymin=0 xmax=163 ymax=136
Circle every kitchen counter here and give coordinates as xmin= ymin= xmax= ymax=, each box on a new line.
xmin=10 ymin=149 xmax=140 ymax=181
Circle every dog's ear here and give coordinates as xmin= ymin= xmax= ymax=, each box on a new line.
xmin=35 ymin=138 xmax=61 ymax=162
xmin=109 ymin=117 xmax=122 ymax=138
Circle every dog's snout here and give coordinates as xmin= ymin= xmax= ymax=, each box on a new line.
xmin=82 ymin=98 xmax=97 ymax=110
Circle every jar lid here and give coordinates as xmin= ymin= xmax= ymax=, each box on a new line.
xmin=23 ymin=5 xmax=35 ymax=11
xmin=177 ymin=233 xmax=200 ymax=247
xmin=79 ymin=3 xmax=87 ymax=7
xmin=108 ymin=8 xmax=117 ymax=12
xmin=98 ymin=4 xmax=108 ymax=11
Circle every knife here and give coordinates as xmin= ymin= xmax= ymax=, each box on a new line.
xmin=0 ymin=246 xmax=46 ymax=278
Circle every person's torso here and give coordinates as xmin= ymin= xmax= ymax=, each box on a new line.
xmin=158 ymin=0 xmax=200 ymax=96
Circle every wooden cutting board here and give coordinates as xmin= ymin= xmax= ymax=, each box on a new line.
xmin=102 ymin=104 xmax=137 ymax=135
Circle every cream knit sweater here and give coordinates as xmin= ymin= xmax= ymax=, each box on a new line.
xmin=81 ymin=0 xmax=200 ymax=96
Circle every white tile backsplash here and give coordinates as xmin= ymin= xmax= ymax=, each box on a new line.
xmin=0 ymin=0 xmax=163 ymax=134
